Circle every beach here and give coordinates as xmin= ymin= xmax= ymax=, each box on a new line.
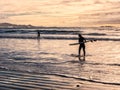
xmin=0 ymin=69 xmax=120 ymax=90
xmin=0 ymin=28 xmax=120 ymax=89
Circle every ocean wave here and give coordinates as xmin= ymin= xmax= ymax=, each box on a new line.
xmin=0 ymin=35 xmax=120 ymax=41
xmin=44 ymin=73 xmax=120 ymax=86
xmin=0 ymin=28 xmax=120 ymax=41
xmin=0 ymin=29 xmax=80 ymax=35
xmin=108 ymin=64 xmax=120 ymax=67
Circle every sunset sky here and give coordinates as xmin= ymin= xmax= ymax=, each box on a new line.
xmin=0 ymin=0 xmax=120 ymax=27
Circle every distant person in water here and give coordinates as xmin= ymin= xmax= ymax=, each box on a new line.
xmin=37 ymin=30 xmax=40 ymax=39
xmin=78 ymin=34 xmax=86 ymax=60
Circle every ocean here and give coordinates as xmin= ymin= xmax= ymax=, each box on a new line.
xmin=0 ymin=27 xmax=120 ymax=89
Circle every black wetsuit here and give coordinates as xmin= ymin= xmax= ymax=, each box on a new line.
xmin=37 ymin=31 xmax=40 ymax=38
xmin=79 ymin=36 xmax=85 ymax=49
xmin=78 ymin=36 xmax=86 ymax=60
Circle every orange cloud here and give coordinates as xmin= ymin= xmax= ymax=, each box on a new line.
xmin=0 ymin=0 xmax=120 ymax=26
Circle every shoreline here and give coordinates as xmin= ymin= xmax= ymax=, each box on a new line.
xmin=0 ymin=69 xmax=120 ymax=90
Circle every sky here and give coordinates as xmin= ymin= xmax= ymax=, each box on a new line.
xmin=0 ymin=0 xmax=120 ymax=27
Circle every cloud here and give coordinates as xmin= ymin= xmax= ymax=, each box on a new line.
xmin=0 ymin=0 xmax=120 ymax=26
xmin=96 ymin=18 xmax=120 ymax=24
xmin=60 ymin=0 xmax=83 ymax=4
xmin=0 ymin=12 xmax=38 ymax=19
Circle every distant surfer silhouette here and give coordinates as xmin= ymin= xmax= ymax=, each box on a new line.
xmin=78 ymin=34 xmax=86 ymax=60
xmin=37 ymin=30 xmax=40 ymax=39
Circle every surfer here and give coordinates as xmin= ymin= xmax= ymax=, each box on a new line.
xmin=78 ymin=34 xmax=86 ymax=60
xmin=37 ymin=30 xmax=40 ymax=39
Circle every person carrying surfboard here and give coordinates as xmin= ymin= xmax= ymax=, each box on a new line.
xmin=78 ymin=34 xmax=86 ymax=60
xmin=37 ymin=30 xmax=40 ymax=39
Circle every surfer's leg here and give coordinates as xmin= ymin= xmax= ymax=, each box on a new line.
xmin=78 ymin=45 xmax=80 ymax=56
xmin=83 ymin=46 xmax=86 ymax=60
xmin=78 ymin=45 xmax=82 ymax=60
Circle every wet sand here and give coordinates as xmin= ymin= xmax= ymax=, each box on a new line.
xmin=0 ymin=69 xmax=120 ymax=90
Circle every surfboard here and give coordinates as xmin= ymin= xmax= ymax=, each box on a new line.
xmin=69 ymin=40 xmax=97 ymax=46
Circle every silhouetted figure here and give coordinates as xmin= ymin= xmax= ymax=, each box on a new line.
xmin=37 ymin=30 xmax=40 ymax=39
xmin=78 ymin=34 xmax=86 ymax=60
xmin=37 ymin=37 xmax=41 ymax=50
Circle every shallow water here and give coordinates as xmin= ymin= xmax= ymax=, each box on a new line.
xmin=0 ymin=27 xmax=120 ymax=89
xmin=0 ymin=38 xmax=120 ymax=86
